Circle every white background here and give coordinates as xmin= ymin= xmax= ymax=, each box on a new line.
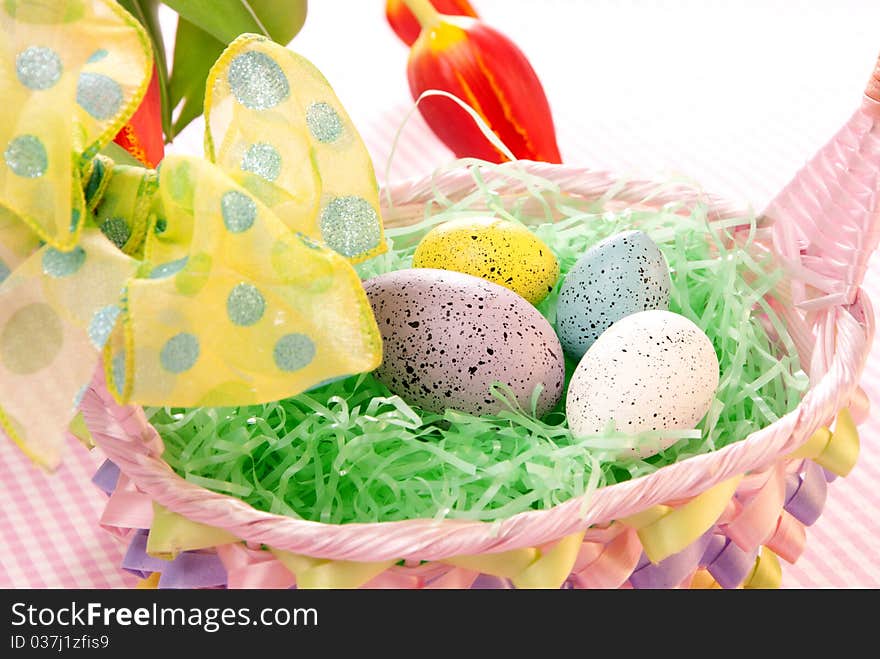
xmin=168 ymin=0 xmax=880 ymax=212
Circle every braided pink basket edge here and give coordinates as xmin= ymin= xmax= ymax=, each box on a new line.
xmin=81 ymin=160 xmax=876 ymax=564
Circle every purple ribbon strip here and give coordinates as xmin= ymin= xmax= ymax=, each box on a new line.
xmin=469 ymin=574 xmax=513 ymax=589
xmin=784 ymin=461 xmax=828 ymax=526
xmin=159 ymin=552 xmax=228 ymax=589
xmin=629 ymin=532 xmax=714 ymax=589
xmin=704 ymin=538 xmax=758 ymax=589
xmin=122 ymin=529 xmax=228 ymax=588
xmin=91 ymin=459 xmax=120 ymax=496
xmin=121 ymin=529 xmax=171 ymax=578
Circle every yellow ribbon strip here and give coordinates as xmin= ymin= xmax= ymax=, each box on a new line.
xmin=619 ymin=505 xmax=672 ymax=530
xmin=819 ymin=409 xmax=860 ymax=476
xmin=786 ymin=408 xmax=860 ymax=476
xmin=690 ymin=569 xmax=722 ymax=589
xmin=743 ymin=547 xmax=782 ymax=589
xmin=444 ymin=547 xmax=539 ymax=578
xmin=67 ymin=413 xmax=94 ymax=450
xmin=787 ymin=426 xmax=832 ymax=460
xmin=145 ymin=504 xmax=238 ymax=560
xmin=442 ymin=531 xmax=585 ymax=588
xmin=510 ymin=531 xmax=585 ymax=589
xmin=270 ymin=549 xmax=395 ymax=590
xmin=135 ymin=572 xmax=161 ymax=589
xmin=625 ymin=476 xmax=742 ymax=564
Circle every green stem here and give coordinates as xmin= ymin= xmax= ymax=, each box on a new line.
xmin=401 ymin=0 xmax=441 ymax=30
xmin=118 ymin=0 xmax=173 ymax=143
xmin=239 ymin=0 xmax=270 ymax=38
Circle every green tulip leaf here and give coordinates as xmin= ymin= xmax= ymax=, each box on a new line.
xmin=117 ymin=0 xmax=173 ymax=142
xmin=168 ymin=18 xmax=224 ymax=137
xmin=166 ymin=0 xmax=308 ymax=138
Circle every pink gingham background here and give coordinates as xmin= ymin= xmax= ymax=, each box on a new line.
xmin=2 ymin=0 xmax=879 ymax=588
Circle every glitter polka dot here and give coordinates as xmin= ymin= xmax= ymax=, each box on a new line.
xmin=76 ymin=72 xmax=123 ymax=120
xmin=320 ymin=196 xmax=381 ymax=258
xmin=1 ymin=303 xmax=63 ymax=374
xmin=42 ymin=246 xmax=86 ymax=277
xmin=16 ymin=46 xmax=62 ymax=90
xmin=87 ymin=49 xmax=108 ymax=63
xmin=87 ymin=305 xmax=120 ymax=348
xmin=227 ymin=283 xmax=265 ymax=327
xmin=111 ymin=352 xmax=126 ymax=395
xmin=241 ymin=142 xmax=281 ymax=181
xmin=149 ymin=257 xmax=188 ymax=279
xmin=273 ymin=333 xmax=315 ymax=372
xmin=296 ymin=232 xmax=322 ymax=250
xmin=4 ymin=134 xmax=48 ymax=178
xmin=72 ymin=383 xmax=88 ymax=411
xmin=0 ymin=258 xmax=10 ymax=284
xmin=306 ymin=102 xmax=343 ymax=143
xmin=221 ymin=190 xmax=256 ymax=233
xmin=100 ymin=216 xmax=131 ymax=248
xmin=70 ymin=208 xmax=81 ymax=233
xmin=160 ymin=333 xmax=200 ymax=374
xmin=227 ymin=51 xmax=289 ymax=110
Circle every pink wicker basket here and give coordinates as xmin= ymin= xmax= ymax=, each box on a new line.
xmin=81 ymin=80 xmax=880 ymax=590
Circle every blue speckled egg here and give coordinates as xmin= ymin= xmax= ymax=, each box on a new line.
xmin=556 ymin=230 xmax=670 ymax=359
xmin=363 ymin=268 xmax=565 ymax=417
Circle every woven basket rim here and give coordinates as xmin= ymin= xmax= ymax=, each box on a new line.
xmin=84 ymin=162 xmax=874 ymax=562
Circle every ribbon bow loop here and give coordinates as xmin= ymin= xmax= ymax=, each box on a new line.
xmin=0 ymin=0 xmax=387 ymax=469
xmin=0 ymin=0 xmax=152 ymax=252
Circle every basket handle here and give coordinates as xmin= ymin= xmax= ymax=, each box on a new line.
xmin=762 ymin=51 xmax=880 ymax=312
xmin=867 ymin=52 xmax=880 ymax=102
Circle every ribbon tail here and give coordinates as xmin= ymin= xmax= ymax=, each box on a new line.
xmin=0 ymin=230 xmax=138 ymax=468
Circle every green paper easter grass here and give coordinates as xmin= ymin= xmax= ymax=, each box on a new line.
xmin=150 ymin=163 xmax=809 ymax=524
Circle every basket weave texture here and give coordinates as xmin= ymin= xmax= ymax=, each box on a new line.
xmin=82 ymin=97 xmax=880 ymax=588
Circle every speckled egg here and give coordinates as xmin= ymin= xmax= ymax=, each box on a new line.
xmin=412 ymin=217 xmax=559 ymax=305
xmin=566 ymin=310 xmax=719 ymax=456
xmin=556 ymin=230 xmax=670 ymax=359
xmin=363 ymin=268 xmax=565 ymax=416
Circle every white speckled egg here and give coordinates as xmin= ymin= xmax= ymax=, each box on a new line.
xmin=566 ymin=310 xmax=719 ymax=456
xmin=363 ymin=268 xmax=565 ymax=417
xmin=556 ymin=230 xmax=671 ymax=360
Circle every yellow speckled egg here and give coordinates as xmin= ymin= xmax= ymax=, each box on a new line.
xmin=412 ymin=217 xmax=559 ymax=304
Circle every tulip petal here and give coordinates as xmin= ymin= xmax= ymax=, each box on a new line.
xmin=407 ymin=17 xmax=562 ymax=163
xmin=386 ymin=0 xmax=478 ymax=46
xmin=113 ymin=65 xmax=165 ymax=168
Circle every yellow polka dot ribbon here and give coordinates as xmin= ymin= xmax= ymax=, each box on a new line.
xmin=0 ymin=0 xmax=386 ymax=469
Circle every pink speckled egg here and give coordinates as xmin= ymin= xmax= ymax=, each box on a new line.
xmin=363 ymin=268 xmax=565 ymax=416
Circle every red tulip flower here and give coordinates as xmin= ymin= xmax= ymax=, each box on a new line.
xmin=398 ymin=0 xmax=562 ymax=164
xmin=386 ymin=0 xmax=478 ymax=46
xmin=113 ymin=64 xmax=165 ymax=168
